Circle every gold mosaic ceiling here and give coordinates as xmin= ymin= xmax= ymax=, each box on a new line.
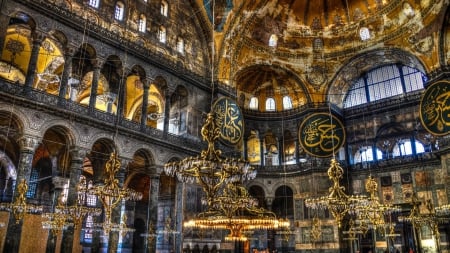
xmin=203 ymin=0 xmax=440 ymax=110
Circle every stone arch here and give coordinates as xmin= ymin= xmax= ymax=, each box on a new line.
xmin=87 ymin=137 xmax=116 ymax=181
xmin=248 ymin=184 xmax=267 ymax=209
xmin=272 ymin=185 xmax=294 ymax=218
xmin=328 ymin=48 xmax=427 ymax=108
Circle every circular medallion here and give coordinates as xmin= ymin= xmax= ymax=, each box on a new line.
xmin=298 ymin=113 xmax=346 ymax=157
xmin=212 ymin=97 xmax=244 ymax=146
xmin=420 ymin=80 xmax=450 ymax=136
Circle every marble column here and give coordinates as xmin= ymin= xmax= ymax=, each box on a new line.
xmin=61 ymin=147 xmax=87 ymax=253
xmin=147 ymin=175 xmax=160 ymax=253
xmin=174 ymin=182 xmax=184 ymax=253
xmin=88 ymin=59 xmax=103 ymax=113
xmin=116 ymin=71 xmax=129 ymax=119
xmin=260 ymin=136 xmax=265 ymax=166
xmin=46 ymin=176 xmax=68 ymax=253
xmin=0 ymin=14 xmax=10 ymax=56
xmin=162 ymin=91 xmax=171 ymax=136
xmin=107 ymin=157 xmax=130 ymax=253
xmin=3 ymin=135 xmax=40 ymax=253
xmin=140 ymin=81 xmax=150 ymax=131
xmin=24 ymin=32 xmax=44 ymax=93
xmin=58 ymin=46 xmax=76 ymax=105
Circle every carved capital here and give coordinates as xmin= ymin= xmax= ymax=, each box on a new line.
xmin=91 ymin=58 xmax=104 ymax=69
xmin=265 ymin=196 xmax=274 ymax=206
xmin=32 ymin=31 xmax=45 ymax=44
xmin=18 ymin=135 xmax=40 ymax=152
xmin=69 ymin=146 xmax=89 ymax=161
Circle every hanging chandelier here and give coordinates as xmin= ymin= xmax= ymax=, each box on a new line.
xmin=0 ymin=179 xmax=43 ymax=223
xmin=305 ymin=158 xmax=352 ymax=228
xmin=183 ymin=181 xmax=289 ymax=241
xmin=87 ymin=152 xmax=142 ymax=235
xmin=66 ymin=178 xmax=102 ymax=229
xmin=165 ymin=106 xmax=288 ymax=241
xmin=165 ymin=112 xmax=256 ymax=206
xmin=42 ymin=195 xmax=73 ymax=236
xmin=350 ymin=175 xmax=400 ymax=233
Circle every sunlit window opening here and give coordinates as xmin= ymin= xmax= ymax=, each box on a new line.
xmin=161 ymin=0 xmax=168 ymax=16
xmin=159 ymin=26 xmax=166 ymax=43
xmin=266 ymin=97 xmax=276 ymax=111
xmin=282 ymin=96 xmax=292 ymax=110
xmin=249 ymin=97 xmax=258 ymax=110
xmin=354 ymin=146 xmax=382 ymax=163
xmin=393 ymin=139 xmax=425 ymax=157
xmin=176 ymin=37 xmax=184 ymax=54
xmin=359 ymin=27 xmax=371 ymax=41
xmin=344 ymin=64 xmax=425 ymax=108
xmin=138 ymin=14 xmax=146 ymax=32
xmin=114 ymin=1 xmax=125 ymax=21
xmin=269 ymin=34 xmax=278 ymax=47
xmin=89 ymin=0 xmax=99 ymax=8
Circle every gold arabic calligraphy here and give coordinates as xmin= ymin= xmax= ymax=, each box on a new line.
xmin=303 ymin=118 xmax=341 ymax=153
xmin=421 ymin=82 xmax=450 ymax=134
xmin=214 ymin=98 xmax=243 ymax=145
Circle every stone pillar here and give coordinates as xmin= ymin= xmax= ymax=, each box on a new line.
xmin=174 ymin=181 xmax=183 ymax=253
xmin=0 ymin=14 xmax=10 ymax=56
xmin=24 ymin=32 xmax=44 ymax=93
xmin=265 ymin=197 xmax=274 ymax=211
xmin=46 ymin=176 xmax=68 ymax=253
xmin=58 ymin=46 xmax=76 ymax=105
xmin=278 ymin=139 xmax=283 ymax=165
xmin=105 ymin=92 xmax=117 ymax=114
xmin=140 ymin=81 xmax=150 ymax=131
xmin=116 ymin=71 xmax=129 ymax=119
xmin=163 ymin=91 xmax=171 ymax=136
xmin=295 ymin=139 xmax=300 ymax=164
xmin=3 ymin=135 xmax=40 ymax=253
xmin=243 ymin=136 xmax=248 ymax=160
xmin=61 ymin=147 xmax=87 ymax=253
xmin=107 ymin=157 xmax=130 ymax=253
xmin=147 ymin=175 xmax=160 ymax=253
xmin=260 ymin=136 xmax=265 ymax=166
xmin=89 ymin=59 xmax=103 ymax=113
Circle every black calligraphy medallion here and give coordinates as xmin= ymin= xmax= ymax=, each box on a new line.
xmin=299 ymin=113 xmax=346 ymax=157
xmin=420 ymin=80 xmax=450 ymax=136
xmin=212 ymin=97 xmax=244 ymax=146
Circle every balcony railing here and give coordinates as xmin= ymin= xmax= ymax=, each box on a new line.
xmin=0 ymin=79 xmax=205 ymax=154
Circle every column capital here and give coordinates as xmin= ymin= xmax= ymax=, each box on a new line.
xmin=64 ymin=44 xmax=77 ymax=57
xmin=32 ymin=31 xmax=45 ymax=44
xmin=91 ymin=58 xmax=104 ymax=69
xmin=69 ymin=146 xmax=89 ymax=160
xmin=265 ymin=196 xmax=274 ymax=206
xmin=18 ymin=135 xmax=40 ymax=152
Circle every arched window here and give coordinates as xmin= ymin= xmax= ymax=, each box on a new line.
xmin=114 ymin=1 xmax=125 ymax=21
xmin=159 ymin=26 xmax=166 ymax=43
xmin=249 ymin=97 xmax=258 ymax=110
xmin=161 ymin=0 xmax=169 ymax=16
xmin=176 ymin=37 xmax=184 ymax=54
xmin=265 ymin=97 xmax=276 ymax=111
xmin=354 ymin=146 xmax=382 ymax=164
xmin=313 ymin=37 xmax=323 ymax=51
xmin=138 ymin=14 xmax=146 ymax=32
xmin=269 ymin=34 xmax=278 ymax=47
xmin=89 ymin=0 xmax=99 ymax=8
xmin=392 ymin=139 xmax=425 ymax=157
xmin=344 ymin=64 xmax=426 ymax=108
xmin=282 ymin=96 xmax=292 ymax=110
xmin=359 ymin=27 xmax=371 ymax=41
